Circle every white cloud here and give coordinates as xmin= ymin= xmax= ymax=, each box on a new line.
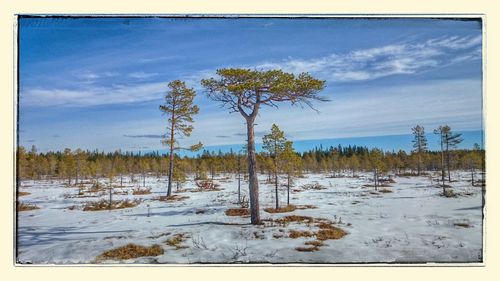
xmin=129 ymin=71 xmax=159 ymax=79
xmin=255 ymin=35 xmax=481 ymax=82
xmin=21 ymin=82 xmax=167 ymax=107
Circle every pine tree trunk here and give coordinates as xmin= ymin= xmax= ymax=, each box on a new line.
xmin=287 ymin=173 xmax=290 ymax=206
xmin=167 ymin=127 xmax=175 ymax=197
xmin=275 ymin=166 xmax=279 ymax=210
xmin=446 ymin=142 xmax=451 ymax=182
xmin=246 ymin=120 xmax=260 ymax=225
xmin=237 ymin=157 xmax=241 ymax=204
xmin=441 ymin=145 xmax=446 ymax=194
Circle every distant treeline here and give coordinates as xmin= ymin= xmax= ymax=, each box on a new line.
xmin=17 ymin=143 xmax=484 ymax=186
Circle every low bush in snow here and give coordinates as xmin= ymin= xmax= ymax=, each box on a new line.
xmin=83 ymin=199 xmax=140 ymax=211
xmin=157 ymin=195 xmax=189 ymax=202
xmin=264 ymin=204 xmax=297 ymax=213
xmin=225 ymin=208 xmax=250 ymax=216
xmin=95 ymin=243 xmax=164 ymax=261
xmin=17 ymin=202 xmax=39 ymax=211
xmin=132 ymin=187 xmax=152 ymax=195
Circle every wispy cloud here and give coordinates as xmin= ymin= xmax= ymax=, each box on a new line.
xmin=124 ymin=134 xmax=165 ymax=139
xmin=255 ymin=35 xmax=481 ymax=82
xmin=129 ymin=71 xmax=159 ymax=79
xmin=22 ymin=82 xmax=166 ymax=107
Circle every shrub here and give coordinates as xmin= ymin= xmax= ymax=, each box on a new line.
xmin=95 ymin=244 xmax=163 ymax=261
xmin=165 ymin=233 xmax=189 ymax=249
xmin=17 ymin=202 xmax=39 ymax=211
xmin=83 ymin=199 xmax=140 ymax=211
xmin=289 ymin=230 xmax=314 ymax=239
xmin=225 ymin=208 xmax=250 ymax=216
xmin=195 ymin=180 xmax=221 ymax=191
xmin=157 ymin=195 xmax=189 ymax=202
xmin=132 ymin=187 xmax=152 ymax=195
xmin=264 ymin=205 xmax=297 ymax=213
xmin=315 ymin=227 xmax=347 ymax=240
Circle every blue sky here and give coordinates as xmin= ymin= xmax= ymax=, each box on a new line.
xmin=18 ymin=17 xmax=483 ymax=153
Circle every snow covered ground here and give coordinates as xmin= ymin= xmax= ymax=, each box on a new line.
xmin=16 ymin=171 xmax=484 ymax=264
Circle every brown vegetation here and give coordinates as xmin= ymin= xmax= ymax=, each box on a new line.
xmin=289 ymin=230 xmax=314 ymax=239
xmin=315 ymin=227 xmax=347 ymax=240
xmin=95 ymin=244 xmax=163 ymax=262
xmin=17 ymin=202 xmax=39 ymax=211
xmin=165 ymin=233 xmax=189 ymax=250
xmin=83 ymin=199 xmax=140 ymax=211
xmin=264 ymin=204 xmax=297 ymax=213
xmin=18 ymin=191 xmax=31 ymax=196
xmin=157 ymin=195 xmax=189 ymax=202
xmin=225 ymin=208 xmax=250 ymax=216
xmin=295 ymin=246 xmax=320 ymax=252
xmin=132 ymin=187 xmax=152 ymax=195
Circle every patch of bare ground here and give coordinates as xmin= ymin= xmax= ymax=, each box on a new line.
xmin=157 ymin=195 xmax=189 ymax=202
xmin=264 ymin=204 xmax=297 ymax=213
xmin=83 ymin=199 xmax=140 ymax=211
xmin=132 ymin=187 xmax=152 ymax=195
xmin=17 ymin=202 xmax=39 ymax=211
xmin=454 ymin=223 xmax=471 ymax=228
xmin=379 ymin=188 xmax=393 ymax=193
xmin=225 ymin=208 xmax=250 ymax=216
xmin=95 ymin=244 xmax=163 ymax=262
xmin=18 ymin=191 xmax=31 ymax=196
xmin=164 ymin=233 xmax=189 ymax=250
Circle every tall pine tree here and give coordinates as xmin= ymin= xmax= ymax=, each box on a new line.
xmin=160 ymin=80 xmax=202 ymax=197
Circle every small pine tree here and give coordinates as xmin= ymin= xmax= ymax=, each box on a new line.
xmin=262 ymin=124 xmax=287 ymax=209
xmin=411 ymin=125 xmax=428 ymax=175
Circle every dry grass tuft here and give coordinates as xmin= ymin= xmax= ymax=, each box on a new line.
xmin=295 ymin=246 xmax=320 ymax=252
xmin=95 ymin=244 xmax=163 ymax=261
xmin=275 ymin=215 xmax=315 ymax=224
xmin=264 ymin=204 xmax=297 ymax=213
xmin=165 ymin=233 xmax=189 ymax=249
xmin=454 ymin=223 xmax=471 ymax=228
xmin=132 ymin=187 xmax=152 ymax=195
xmin=289 ymin=230 xmax=315 ymax=239
xmin=379 ymin=188 xmax=393 ymax=193
xmin=225 ymin=208 xmax=250 ymax=216
xmin=17 ymin=202 xmax=39 ymax=211
xmin=295 ymin=205 xmax=317 ymax=210
xmin=83 ymin=199 xmax=140 ymax=211
xmin=18 ymin=191 xmax=31 ymax=197
xmin=157 ymin=195 xmax=189 ymax=202
xmin=305 ymin=240 xmax=325 ymax=247
xmin=315 ymin=227 xmax=347 ymax=240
